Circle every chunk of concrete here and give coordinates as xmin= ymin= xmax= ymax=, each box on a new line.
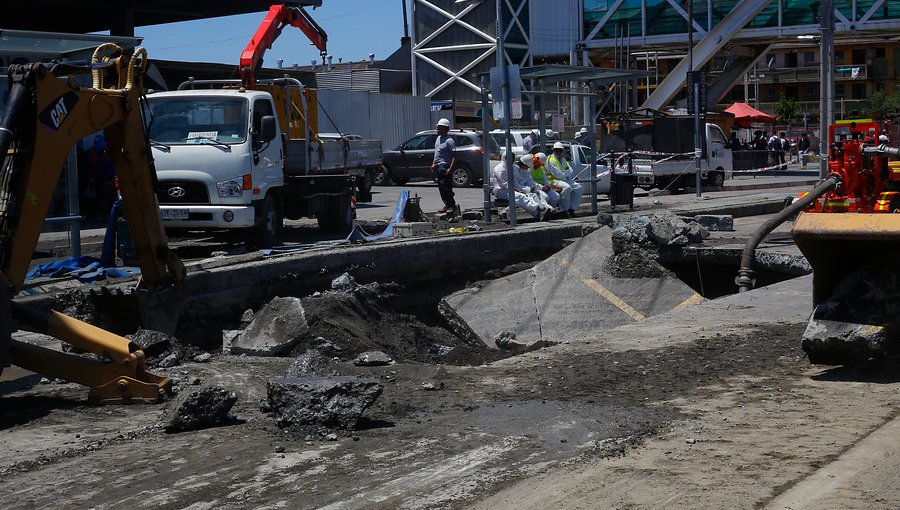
xmin=331 ymin=272 xmax=358 ymax=293
xmin=286 ymin=349 xmax=333 ymax=377
xmin=165 ymin=385 xmax=237 ymax=433
xmin=354 ymin=350 xmax=393 ymax=367
xmin=267 ymin=376 xmax=383 ymax=430
xmin=240 ymin=308 xmax=255 ymax=328
xmin=126 ymin=329 xmax=174 ymax=358
xmin=222 ymin=329 xmax=241 ymax=354
xmin=231 ymin=297 xmax=309 ymax=356
xmin=691 ymin=214 xmax=734 ymax=232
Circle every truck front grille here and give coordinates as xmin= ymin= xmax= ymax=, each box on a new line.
xmin=156 ymin=180 xmax=209 ymax=205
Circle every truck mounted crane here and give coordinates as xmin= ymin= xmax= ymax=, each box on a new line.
xmin=240 ymin=1 xmax=327 ymax=89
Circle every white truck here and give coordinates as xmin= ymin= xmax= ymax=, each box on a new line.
xmin=603 ymin=118 xmax=733 ymax=192
xmin=146 ymin=78 xmax=382 ymax=246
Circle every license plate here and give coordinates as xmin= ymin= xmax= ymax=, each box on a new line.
xmin=160 ymin=208 xmax=189 ymax=220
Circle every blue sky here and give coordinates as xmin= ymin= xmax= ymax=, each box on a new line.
xmin=135 ymin=1 xmax=406 ymax=66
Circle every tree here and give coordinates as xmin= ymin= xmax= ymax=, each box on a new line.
xmin=862 ymin=91 xmax=900 ymax=121
xmin=773 ymin=96 xmax=800 ymax=127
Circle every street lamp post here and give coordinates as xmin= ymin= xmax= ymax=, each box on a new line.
xmin=820 ymin=0 xmax=835 ymax=179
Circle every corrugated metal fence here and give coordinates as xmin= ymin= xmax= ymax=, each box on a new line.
xmin=316 ymin=90 xmax=434 ymax=150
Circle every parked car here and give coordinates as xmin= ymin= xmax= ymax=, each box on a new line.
xmin=490 ymin=128 xmax=560 ymax=158
xmin=378 ymin=129 xmax=499 ymax=187
xmin=553 ymin=143 xmax=612 ymax=195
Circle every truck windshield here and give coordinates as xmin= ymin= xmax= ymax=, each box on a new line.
xmin=146 ymin=97 xmax=248 ymax=145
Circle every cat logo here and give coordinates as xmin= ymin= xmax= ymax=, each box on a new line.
xmin=39 ymin=92 xmax=79 ymax=132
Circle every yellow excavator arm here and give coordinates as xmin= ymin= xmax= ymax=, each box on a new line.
xmin=0 ymin=44 xmax=184 ymax=402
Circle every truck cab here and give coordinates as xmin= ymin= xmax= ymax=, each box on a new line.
xmin=629 ymin=121 xmax=733 ymax=191
xmin=147 ymin=89 xmax=283 ymax=242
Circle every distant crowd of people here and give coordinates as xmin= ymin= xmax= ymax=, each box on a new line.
xmin=727 ymin=129 xmax=812 ymax=170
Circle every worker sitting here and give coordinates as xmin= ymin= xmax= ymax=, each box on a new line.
xmin=531 ymin=152 xmax=560 ymax=209
xmin=492 ymin=155 xmax=553 ymax=221
xmin=546 ymin=142 xmax=582 ymax=217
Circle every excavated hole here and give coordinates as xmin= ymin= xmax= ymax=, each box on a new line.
xmin=662 ymin=259 xmax=800 ymax=299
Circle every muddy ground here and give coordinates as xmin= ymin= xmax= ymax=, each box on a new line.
xmin=4 ymin=223 xmax=900 ymax=508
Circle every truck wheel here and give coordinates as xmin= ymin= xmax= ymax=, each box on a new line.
xmin=373 ymin=165 xmax=391 ymax=186
xmin=357 ymin=171 xmax=373 ymax=203
xmin=392 ymin=177 xmax=409 ymax=186
xmin=705 ymin=171 xmax=724 ymax=188
xmin=451 ymin=164 xmax=473 ymax=187
xmin=253 ymin=194 xmax=282 ymax=247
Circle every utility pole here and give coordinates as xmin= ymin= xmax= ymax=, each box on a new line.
xmin=820 ymin=0 xmax=835 ymax=179
xmin=497 ymin=0 xmax=516 ymax=226
xmin=689 ymin=0 xmax=702 ymax=199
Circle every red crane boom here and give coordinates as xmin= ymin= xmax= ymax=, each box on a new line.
xmin=240 ymin=3 xmax=328 ymax=88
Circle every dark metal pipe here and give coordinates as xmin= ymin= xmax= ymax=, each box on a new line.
xmin=736 ymin=174 xmax=841 ymax=292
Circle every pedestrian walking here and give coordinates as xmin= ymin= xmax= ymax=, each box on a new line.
xmin=780 ymin=133 xmax=791 ymax=169
xmin=799 ymin=132 xmax=811 ymax=166
xmin=767 ymin=132 xmax=782 ymax=170
xmin=431 ymin=118 xmax=457 ymax=213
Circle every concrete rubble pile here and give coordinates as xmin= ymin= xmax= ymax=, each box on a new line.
xmin=267 ymin=376 xmax=383 ymax=434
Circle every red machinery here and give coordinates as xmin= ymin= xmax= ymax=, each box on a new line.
xmin=803 ymin=119 xmax=900 ymax=213
xmin=788 ymin=119 xmax=900 ymax=364
xmin=240 ymin=2 xmax=328 ymax=89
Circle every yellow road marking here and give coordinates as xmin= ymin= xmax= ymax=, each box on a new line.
xmin=673 ymin=293 xmax=704 ymax=311
xmin=560 ymin=260 xmax=646 ymax=322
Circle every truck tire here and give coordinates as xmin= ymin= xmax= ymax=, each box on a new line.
xmin=705 ymin=170 xmax=724 ymax=188
xmin=357 ymin=170 xmax=373 ymax=203
xmin=373 ymin=165 xmax=391 ymax=186
xmin=253 ymin=194 xmax=282 ymax=248
xmin=451 ymin=164 xmax=473 ymax=187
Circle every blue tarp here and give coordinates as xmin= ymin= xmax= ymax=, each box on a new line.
xmin=262 ymin=190 xmax=410 ymax=256
xmin=26 ymin=200 xmax=141 ymax=283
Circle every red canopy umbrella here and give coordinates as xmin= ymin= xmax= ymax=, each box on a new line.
xmin=725 ymin=102 xmax=777 ymax=128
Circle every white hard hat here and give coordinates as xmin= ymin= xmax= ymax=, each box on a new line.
xmin=518 ymin=155 xmax=533 ymax=168
xmin=578 ymin=127 xmax=588 ymax=134
xmin=879 ymin=134 xmax=889 ymax=143
xmin=535 ymin=152 xmax=547 ymax=164
xmin=531 ymin=129 xmax=540 ymax=136
xmin=552 ymin=141 xmax=565 ymax=150
xmin=436 ymin=118 xmax=450 ymax=128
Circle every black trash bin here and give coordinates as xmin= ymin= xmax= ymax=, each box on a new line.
xmin=610 ymin=170 xmax=635 ymax=209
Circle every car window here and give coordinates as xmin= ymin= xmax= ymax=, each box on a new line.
xmin=709 ymin=125 xmax=727 ymax=145
xmin=452 ymin=135 xmax=473 ymax=147
xmin=403 ymin=134 xmax=437 ymax=150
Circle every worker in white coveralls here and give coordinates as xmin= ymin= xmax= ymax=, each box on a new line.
xmin=522 ymin=129 xmax=539 ymax=154
xmin=531 ymin=152 xmax=560 ymax=209
xmin=546 ymin=142 xmax=582 ymax=217
xmin=492 ymin=155 xmax=553 ymax=221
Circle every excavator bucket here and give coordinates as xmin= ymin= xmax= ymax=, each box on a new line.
xmin=792 ymin=212 xmax=900 ymax=364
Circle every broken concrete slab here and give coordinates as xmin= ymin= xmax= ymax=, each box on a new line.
xmin=267 ymin=376 xmax=383 ymax=431
xmin=221 ymin=330 xmax=241 ymax=354
xmin=354 ymin=351 xmax=393 ymax=367
xmin=443 ymin=226 xmax=701 ymax=347
xmin=231 ymin=297 xmax=309 ymax=357
xmin=165 ymin=385 xmax=238 ymax=433
xmin=690 ymin=214 xmax=734 ymax=232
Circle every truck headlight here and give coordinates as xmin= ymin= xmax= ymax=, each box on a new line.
xmin=216 ymin=177 xmax=244 ymax=198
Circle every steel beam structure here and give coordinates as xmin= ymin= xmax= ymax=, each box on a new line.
xmin=411 ymin=0 xmax=530 ymax=101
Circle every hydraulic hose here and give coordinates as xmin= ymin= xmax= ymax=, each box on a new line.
xmin=736 ymin=174 xmax=842 ymax=292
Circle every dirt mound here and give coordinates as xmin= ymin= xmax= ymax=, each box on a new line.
xmin=297 ymin=283 xmax=504 ymax=366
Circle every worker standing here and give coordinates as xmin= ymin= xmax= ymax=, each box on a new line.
xmin=431 ymin=118 xmax=457 ymax=213
xmin=574 ymin=127 xmax=591 ymax=146
xmin=523 ymin=129 xmax=539 ymax=154
xmin=546 ymin=142 xmax=581 ymax=217
xmin=492 ymin=155 xmax=552 ymax=221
